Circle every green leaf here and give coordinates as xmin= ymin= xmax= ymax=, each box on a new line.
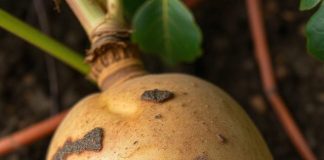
xmin=132 ymin=0 xmax=202 ymax=64
xmin=300 ymin=0 xmax=321 ymax=11
xmin=122 ymin=0 xmax=147 ymax=20
xmin=306 ymin=2 xmax=324 ymax=60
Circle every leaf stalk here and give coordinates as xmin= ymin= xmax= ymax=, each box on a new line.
xmin=0 ymin=9 xmax=89 ymax=75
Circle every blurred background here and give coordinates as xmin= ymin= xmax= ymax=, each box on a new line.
xmin=0 ymin=0 xmax=323 ymax=159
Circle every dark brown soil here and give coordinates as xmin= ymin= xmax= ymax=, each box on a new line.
xmin=0 ymin=0 xmax=323 ymax=159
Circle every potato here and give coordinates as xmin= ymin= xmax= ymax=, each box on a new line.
xmin=47 ymin=73 xmax=272 ymax=160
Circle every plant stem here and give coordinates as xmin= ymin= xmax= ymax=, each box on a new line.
xmin=0 ymin=9 xmax=89 ymax=75
xmin=66 ymin=0 xmax=106 ymax=37
xmin=0 ymin=110 xmax=69 ymax=155
xmin=246 ymin=0 xmax=317 ymax=159
xmin=106 ymin=0 xmax=126 ymax=29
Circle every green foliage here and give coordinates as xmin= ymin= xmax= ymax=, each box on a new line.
xmin=300 ymin=0 xmax=321 ymax=10
xmin=300 ymin=1 xmax=324 ymax=60
xmin=306 ymin=2 xmax=324 ymax=60
xmin=131 ymin=0 xmax=202 ymax=64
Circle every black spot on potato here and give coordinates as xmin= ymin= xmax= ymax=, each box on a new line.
xmin=52 ymin=127 xmax=104 ymax=160
xmin=141 ymin=89 xmax=174 ymax=103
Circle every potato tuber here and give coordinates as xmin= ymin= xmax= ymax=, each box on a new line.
xmin=47 ymin=0 xmax=272 ymax=158
xmin=47 ymin=43 xmax=272 ymax=160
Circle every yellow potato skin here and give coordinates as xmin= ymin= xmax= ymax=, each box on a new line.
xmin=47 ymin=73 xmax=272 ymax=160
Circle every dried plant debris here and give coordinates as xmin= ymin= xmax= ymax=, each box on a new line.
xmin=141 ymin=89 xmax=174 ymax=103
xmin=53 ymin=127 xmax=104 ymax=160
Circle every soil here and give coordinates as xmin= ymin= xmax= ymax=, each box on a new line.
xmin=0 ymin=0 xmax=323 ymax=159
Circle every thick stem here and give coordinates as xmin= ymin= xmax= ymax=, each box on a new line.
xmin=66 ymin=0 xmax=106 ymax=37
xmin=67 ymin=0 xmax=146 ymax=90
xmin=93 ymin=45 xmax=146 ymax=90
xmin=85 ymin=0 xmax=146 ymax=90
xmin=87 ymin=0 xmax=129 ymax=44
xmin=105 ymin=0 xmax=126 ymax=29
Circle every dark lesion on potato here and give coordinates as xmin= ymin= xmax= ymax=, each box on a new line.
xmin=141 ymin=89 xmax=174 ymax=103
xmin=52 ymin=127 xmax=104 ymax=160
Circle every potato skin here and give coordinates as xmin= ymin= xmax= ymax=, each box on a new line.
xmin=47 ymin=73 xmax=272 ymax=160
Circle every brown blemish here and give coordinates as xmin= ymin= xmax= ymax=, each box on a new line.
xmin=194 ymin=152 xmax=208 ymax=160
xmin=154 ymin=114 xmax=163 ymax=119
xmin=141 ymin=89 xmax=174 ymax=103
xmin=52 ymin=127 xmax=104 ymax=160
xmin=217 ymin=134 xmax=227 ymax=144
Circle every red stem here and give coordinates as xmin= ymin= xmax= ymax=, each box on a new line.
xmin=0 ymin=111 xmax=68 ymax=155
xmin=245 ymin=0 xmax=317 ymax=159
